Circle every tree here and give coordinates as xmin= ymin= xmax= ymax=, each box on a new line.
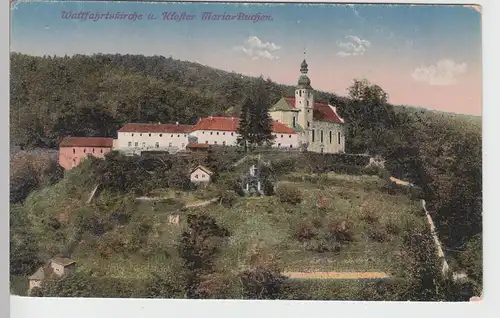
xmin=237 ymin=98 xmax=252 ymax=152
xmin=237 ymin=78 xmax=275 ymax=151
xmin=177 ymin=214 xmax=230 ymax=298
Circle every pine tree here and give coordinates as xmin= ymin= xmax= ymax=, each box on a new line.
xmin=237 ymin=98 xmax=252 ymax=153
xmin=237 ymin=78 xmax=275 ymax=151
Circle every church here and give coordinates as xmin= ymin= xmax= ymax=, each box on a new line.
xmin=269 ymin=59 xmax=346 ymax=154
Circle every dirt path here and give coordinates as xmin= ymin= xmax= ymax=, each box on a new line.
xmin=283 ymin=272 xmax=390 ymax=280
xmin=184 ymin=197 xmax=219 ymax=208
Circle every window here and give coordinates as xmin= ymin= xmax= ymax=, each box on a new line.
xmin=149 ymin=134 xmax=151 ymax=137
xmin=307 ymin=101 xmax=310 ymax=106
xmin=140 ymin=133 xmax=142 ymax=136
xmin=84 ymin=148 xmax=86 ymax=153
xmin=312 ymin=130 xmax=315 ymax=142
xmin=231 ymin=132 xmax=234 ymax=136
xmin=135 ymin=142 xmax=138 ymax=147
xmin=202 ymin=174 xmax=205 ymax=178
xmin=214 ymin=141 xmax=217 ymax=144
xmin=160 ymin=134 xmax=163 ymax=137
xmin=320 ymin=130 xmax=324 ymax=143
xmin=100 ymin=149 xmax=103 ymax=153
xmin=329 ymin=131 xmax=332 ymax=144
xmin=321 ymin=148 xmax=324 ymax=153
xmin=142 ymin=142 xmax=146 ymax=148
xmin=205 ymin=141 xmax=208 ymax=144
xmin=289 ymin=135 xmax=292 ymax=138
xmin=338 ymin=132 xmax=341 ymax=144
xmin=223 ymin=141 xmax=226 ymax=146
xmin=155 ymin=142 xmax=159 ymax=148
xmin=73 ymin=149 xmax=75 ymax=154
xmin=195 ymin=174 xmax=199 ymax=179
xmin=307 ymin=109 xmax=310 ymax=113
xmin=177 ymin=135 xmax=180 ymax=137
xmin=289 ymin=145 xmax=293 ymax=148
xmin=169 ymin=142 xmax=172 ymax=147
xmin=307 ymin=121 xmax=310 ymax=128
xmin=92 ymin=148 xmax=95 ymax=153
xmin=281 ymin=135 xmax=283 ymax=138
xmin=128 ymin=142 xmax=132 ymax=147
xmin=299 ymin=90 xmax=302 ymax=97
xmin=202 ymin=131 xmax=205 ymax=134
xmin=278 ymin=143 xmax=281 ymax=147
xmin=181 ymin=143 xmax=185 ymax=148
xmin=132 ymin=133 xmax=134 ymax=137
xmin=217 ymin=132 xmax=219 ymax=135
xmin=210 ymin=132 xmax=213 ymax=135
xmin=223 ymin=132 xmax=226 ymax=135
xmin=292 ymin=116 xmax=296 ymax=127
xmin=171 ymin=134 xmax=173 ymax=137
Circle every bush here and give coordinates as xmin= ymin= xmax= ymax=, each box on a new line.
xmin=368 ymin=227 xmax=389 ymax=243
xmin=292 ymin=223 xmax=317 ymax=242
xmin=219 ymin=190 xmax=239 ymax=208
xmin=327 ymin=219 xmax=355 ymax=243
xmin=276 ymin=184 xmax=303 ymax=205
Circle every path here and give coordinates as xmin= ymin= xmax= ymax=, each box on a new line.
xmin=283 ymin=272 xmax=390 ymax=280
xmin=184 ymin=197 xmax=219 ymax=208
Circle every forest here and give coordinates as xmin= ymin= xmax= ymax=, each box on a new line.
xmin=9 ymin=52 xmax=482 ymax=298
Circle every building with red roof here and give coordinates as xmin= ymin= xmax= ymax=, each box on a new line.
xmin=269 ymin=59 xmax=346 ymax=153
xmin=58 ymin=137 xmax=113 ymax=170
xmin=115 ymin=122 xmax=194 ymax=154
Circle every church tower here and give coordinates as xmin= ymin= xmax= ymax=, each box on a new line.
xmin=295 ymin=59 xmax=314 ymax=133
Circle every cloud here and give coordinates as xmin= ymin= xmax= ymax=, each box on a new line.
xmin=233 ymin=36 xmax=281 ymax=60
xmin=411 ymin=59 xmax=467 ymax=86
xmin=336 ymin=35 xmax=371 ymax=57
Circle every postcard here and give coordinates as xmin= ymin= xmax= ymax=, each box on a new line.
xmin=9 ymin=0 xmax=482 ymax=303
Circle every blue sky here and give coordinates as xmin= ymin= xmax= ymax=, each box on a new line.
xmin=10 ymin=1 xmax=482 ymax=115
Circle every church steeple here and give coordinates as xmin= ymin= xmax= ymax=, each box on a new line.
xmin=297 ymin=58 xmax=312 ymax=89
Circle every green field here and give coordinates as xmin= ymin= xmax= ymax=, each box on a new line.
xmin=19 ymin=168 xmax=423 ymax=281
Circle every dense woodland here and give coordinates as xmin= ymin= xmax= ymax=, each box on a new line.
xmin=10 ymin=53 xmax=482 ymax=298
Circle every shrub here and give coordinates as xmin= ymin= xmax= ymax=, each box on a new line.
xmin=219 ymin=190 xmax=239 ymax=208
xmin=276 ymin=184 xmax=303 ymax=205
xmin=385 ymin=220 xmax=401 ymax=235
xmin=327 ymin=219 xmax=355 ymax=243
xmin=368 ymin=227 xmax=389 ymax=243
xmin=292 ymin=223 xmax=317 ymax=242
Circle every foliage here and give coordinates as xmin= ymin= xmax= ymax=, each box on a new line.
xmin=240 ymin=263 xmax=287 ymax=299
xmin=218 ymin=190 xmax=239 ymax=208
xmin=178 ymin=214 xmax=230 ymax=298
xmin=10 ymin=150 xmax=64 ymax=204
xmin=236 ymin=77 xmax=276 ymax=151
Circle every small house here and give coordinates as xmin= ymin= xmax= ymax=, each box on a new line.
xmin=190 ymin=165 xmax=213 ymax=183
xmin=28 ymin=257 xmax=77 ymax=293
xmin=59 ymin=137 xmax=113 ymax=170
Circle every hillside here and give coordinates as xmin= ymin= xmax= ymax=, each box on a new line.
xmin=11 ymin=150 xmax=436 ymax=299
xmin=9 ymin=52 xmax=349 ymax=148
xmin=9 ymin=52 xmax=482 ymax=299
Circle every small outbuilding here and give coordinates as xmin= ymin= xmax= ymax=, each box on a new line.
xmin=27 ymin=257 xmax=77 ymax=294
xmin=190 ymin=165 xmax=213 ymax=183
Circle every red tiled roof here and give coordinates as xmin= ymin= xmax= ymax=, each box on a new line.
xmin=59 ymin=137 xmax=113 ymax=148
xmin=272 ymin=121 xmax=296 ymax=134
xmin=118 ymin=123 xmax=193 ymax=133
xmin=192 ymin=117 xmax=239 ymax=132
xmin=283 ymin=97 xmax=344 ymax=123
xmin=192 ymin=116 xmax=296 ymax=134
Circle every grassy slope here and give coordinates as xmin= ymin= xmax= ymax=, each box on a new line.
xmin=19 ymin=164 xmax=423 ymax=281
